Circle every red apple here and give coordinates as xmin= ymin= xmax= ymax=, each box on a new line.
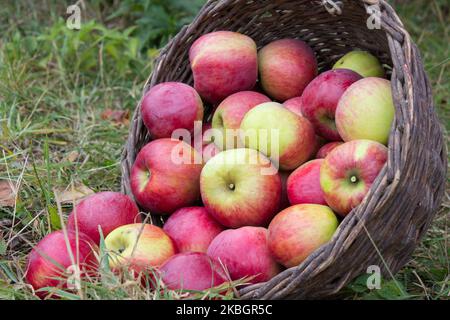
xmin=163 ymin=207 xmax=224 ymax=253
xmin=141 ymin=82 xmax=204 ymax=139
xmin=67 ymin=192 xmax=141 ymax=244
xmin=212 ymin=91 xmax=271 ymax=149
xmin=190 ymin=31 xmax=258 ymax=104
xmin=320 ymin=140 xmax=388 ymax=216
xmin=105 ymin=223 xmax=176 ymax=274
xmin=130 ymin=138 xmax=203 ymax=215
xmin=287 ymin=159 xmax=327 ymax=205
xmin=160 ymin=252 xmax=227 ymax=291
xmin=316 ymin=141 xmax=344 ymax=159
xmin=301 ymin=69 xmax=362 ymax=141
xmin=258 ymin=39 xmax=317 ymax=101
xmin=207 ymin=227 xmax=281 ymax=284
xmin=202 ymin=142 xmax=220 ymax=163
xmin=283 ymin=96 xmax=303 ymax=116
xmin=268 ymin=204 xmax=338 ymax=268
xmin=25 ymin=231 xmax=97 ymax=296
xmin=200 ymin=148 xmax=281 ymax=228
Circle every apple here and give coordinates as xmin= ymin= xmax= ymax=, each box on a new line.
xmin=258 ymin=39 xmax=317 ymax=101
xmin=211 ymin=91 xmax=270 ymax=150
xmin=207 ymin=227 xmax=281 ymax=284
xmin=160 ymin=252 xmax=227 ymax=291
xmin=190 ymin=31 xmax=258 ymax=104
xmin=141 ymin=82 xmax=204 ymax=139
xmin=300 ymin=69 xmax=362 ymax=141
xmin=282 ymin=97 xmax=303 ymax=116
xmin=320 ymin=140 xmax=388 ymax=216
xmin=202 ymin=142 xmax=220 ymax=163
xmin=163 ymin=207 xmax=224 ymax=253
xmin=268 ymin=204 xmax=338 ymax=268
xmin=67 ymin=192 xmax=141 ymax=244
xmin=287 ymin=159 xmax=327 ymax=205
xmin=130 ymin=138 xmax=203 ymax=215
xmin=25 ymin=230 xmax=97 ymax=295
xmin=105 ymin=223 xmax=176 ymax=274
xmin=200 ymin=148 xmax=281 ymax=228
xmin=240 ymin=102 xmax=316 ymax=170
xmin=335 ymin=77 xmax=395 ymax=145
xmin=316 ymin=141 xmax=344 ymax=159
xmin=333 ymin=50 xmax=385 ymax=78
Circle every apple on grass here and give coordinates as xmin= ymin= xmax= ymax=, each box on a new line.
xmin=67 ymin=191 xmax=141 ymax=245
xmin=316 ymin=141 xmax=343 ymax=159
xmin=130 ymin=138 xmax=203 ymax=215
xmin=26 ymin=231 xmax=97 ymax=296
xmin=336 ymin=77 xmax=395 ymax=145
xmin=200 ymin=148 xmax=281 ymax=228
xmin=141 ymin=82 xmax=204 ymax=139
xmin=333 ymin=50 xmax=385 ymax=78
xmin=268 ymin=204 xmax=338 ymax=268
xmin=207 ymin=226 xmax=281 ymax=284
xmin=320 ymin=140 xmax=388 ymax=216
xmin=211 ymin=91 xmax=270 ymax=150
xmin=240 ymin=102 xmax=316 ymax=170
xmin=190 ymin=31 xmax=258 ymax=104
xmin=287 ymin=159 xmax=327 ymax=206
xmin=105 ymin=223 xmax=176 ymax=275
xmin=258 ymin=39 xmax=318 ymax=101
xmin=163 ymin=207 xmax=224 ymax=253
xmin=300 ymin=69 xmax=362 ymax=141
xmin=160 ymin=252 xmax=228 ymax=291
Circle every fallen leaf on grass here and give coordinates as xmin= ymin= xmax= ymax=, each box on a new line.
xmin=54 ymin=183 xmax=95 ymax=205
xmin=101 ymin=108 xmax=130 ymax=125
xmin=0 ymin=180 xmax=16 ymax=207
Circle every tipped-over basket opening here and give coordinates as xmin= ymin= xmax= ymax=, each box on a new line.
xmin=120 ymin=0 xmax=447 ymax=299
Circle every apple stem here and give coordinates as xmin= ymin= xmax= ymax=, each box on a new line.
xmin=350 ymin=176 xmax=358 ymax=183
xmin=228 ymin=183 xmax=235 ymax=191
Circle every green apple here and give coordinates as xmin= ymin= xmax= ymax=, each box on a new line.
xmin=239 ymin=102 xmax=316 ymax=170
xmin=333 ymin=51 xmax=385 ymax=78
xmin=335 ymin=77 xmax=394 ymax=145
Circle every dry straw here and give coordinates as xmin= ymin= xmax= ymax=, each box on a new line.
xmin=121 ymin=0 xmax=447 ymax=299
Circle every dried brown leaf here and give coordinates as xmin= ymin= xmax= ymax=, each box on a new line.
xmin=0 ymin=180 xmax=16 ymax=207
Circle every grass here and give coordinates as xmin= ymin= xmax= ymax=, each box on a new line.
xmin=0 ymin=0 xmax=448 ymax=300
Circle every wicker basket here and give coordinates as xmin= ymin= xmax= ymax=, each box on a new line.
xmin=121 ymin=0 xmax=447 ymax=299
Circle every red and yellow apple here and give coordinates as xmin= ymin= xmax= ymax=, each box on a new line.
xmin=258 ymin=39 xmax=317 ymax=101
xmin=320 ymin=140 xmax=388 ymax=216
xmin=287 ymin=159 xmax=327 ymax=206
xmin=200 ymin=148 xmax=281 ymax=228
xmin=25 ymin=231 xmax=97 ymax=295
xmin=141 ymin=82 xmax=204 ymax=139
xmin=130 ymin=138 xmax=203 ymax=215
xmin=212 ymin=91 xmax=270 ymax=150
xmin=105 ymin=223 xmax=176 ymax=274
xmin=333 ymin=50 xmax=385 ymax=78
xmin=335 ymin=77 xmax=395 ymax=145
xmin=300 ymin=69 xmax=362 ymax=141
xmin=240 ymin=102 xmax=316 ymax=170
xmin=268 ymin=204 xmax=338 ymax=268
xmin=190 ymin=31 xmax=258 ymax=104
xmin=207 ymin=227 xmax=281 ymax=284
xmin=160 ymin=252 xmax=227 ymax=291
xmin=163 ymin=207 xmax=224 ymax=253
xmin=67 ymin=192 xmax=141 ymax=244
xmin=316 ymin=141 xmax=344 ymax=159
